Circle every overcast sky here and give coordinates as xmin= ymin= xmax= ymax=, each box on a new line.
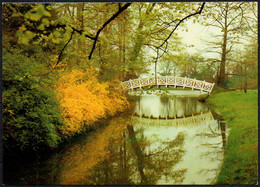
xmin=178 ymin=18 xmax=220 ymax=59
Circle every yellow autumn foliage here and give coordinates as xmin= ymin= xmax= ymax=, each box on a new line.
xmin=56 ymin=69 xmax=129 ymax=136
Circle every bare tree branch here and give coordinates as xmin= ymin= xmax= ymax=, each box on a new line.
xmin=213 ymin=17 xmax=225 ymax=29
xmin=225 ymin=43 xmax=234 ymax=55
xmin=71 ymin=27 xmax=96 ymax=40
xmin=88 ymin=3 xmax=131 ymax=60
xmin=40 ymin=3 xmax=131 ymax=76
xmin=226 ymin=9 xmax=243 ymax=28
xmin=205 ymin=51 xmax=223 ymax=55
xmin=55 ymin=30 xmax=75 ymax=68
xmin=40 ymin=30 xmax=76 ymax=76
xmin=206 ymin=23 xmax=223 ymax=29
xmin=146 ymin=2 xmax=206 ymax=80
xmin=159 ymin=2 xmax=205 ymax=48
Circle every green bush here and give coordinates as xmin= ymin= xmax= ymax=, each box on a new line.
xmin=3 ymin=48 xmax=64 ymax=152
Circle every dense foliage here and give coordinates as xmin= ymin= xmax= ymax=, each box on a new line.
xmin=3 ymin=48 xmax=64 ymax=151
xmin=56 ymin=68 xmax=129 ymax=136
xmin=2 ymin=3 xmax=131 ymax=152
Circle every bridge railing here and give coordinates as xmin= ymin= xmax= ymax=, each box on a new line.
xmin=121 ymin=76 xmax=215 ymax=94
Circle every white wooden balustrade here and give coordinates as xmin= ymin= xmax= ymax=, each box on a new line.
xmin=121 ymin=76 xmax=215 ymax=94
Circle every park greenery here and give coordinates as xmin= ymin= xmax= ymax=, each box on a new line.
xmin=208 ymin=91 xmax=257 ymax=184
xmin=2 ymin=2 xmax=257 ymax=184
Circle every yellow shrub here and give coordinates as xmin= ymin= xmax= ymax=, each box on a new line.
xmin=56 ymin=69 xmax=129 ymax=136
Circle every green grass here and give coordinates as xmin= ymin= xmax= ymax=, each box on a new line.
xmin=207 ymin=91 xmax=258 ymax=184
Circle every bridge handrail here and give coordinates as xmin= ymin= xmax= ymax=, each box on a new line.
xmin=121 ymin=76 xmax=215 ymax=94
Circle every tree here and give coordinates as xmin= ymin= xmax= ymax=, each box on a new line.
xmin=226 ymin=39 xmax=257 ymax=91
xmin=10 ymin=2 xmax=208 ymax=79
xmin=144 ymin=2 xmax=206 ymax=81
xmin=3 ymin=4 xmax=65 ymax=152
xmin=203 ymin=2 xmax=254 ymax=86
xmin=2 ymin=3 xmax=131 ymax=153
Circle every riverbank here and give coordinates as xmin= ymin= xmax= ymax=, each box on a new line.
xmin=207 ymin=91 xmax=257 ymax=184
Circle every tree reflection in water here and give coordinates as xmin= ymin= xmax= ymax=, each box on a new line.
xmin=135 ymin=96 xmax=209 ymax=118
xmin=192 ymin=117 xmax=227 ymax=184
xmin=80 ymin=119 xmax=186 ymax=185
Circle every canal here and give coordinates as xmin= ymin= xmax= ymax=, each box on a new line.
xmin=4 ymin=95 xmax=228 ymax=185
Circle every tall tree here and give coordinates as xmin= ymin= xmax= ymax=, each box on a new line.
xmin=203 ymin=2 xmax=253 ymax=86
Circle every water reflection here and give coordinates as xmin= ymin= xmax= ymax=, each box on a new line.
xmin=132 ymin=111 xmax=215 ymax=126
xmin=57 ymin=117 xmax=186 ymax=185
xmin=134 ymin=96 xmax=209 ymax=118
xmin=4 ymin=96 xmax=228 ymax=185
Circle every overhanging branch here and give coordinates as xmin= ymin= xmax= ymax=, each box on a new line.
xmin=55 ymin=30 xmax=75 ymax=68
xmin=152 ymin=2 xmax=206 ymax=67
xmin=40 ymin=3 xmax=131 ymax=76
xmin=159 ymin=2 xmax=205 ymax=48
xmin=88 ymin=3 xmax=131 ymax=60
xmin=40 ymin=29 xmax=75 ymax=76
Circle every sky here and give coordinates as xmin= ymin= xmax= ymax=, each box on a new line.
xmin=177 ymin=18 xmax=219 ymax=59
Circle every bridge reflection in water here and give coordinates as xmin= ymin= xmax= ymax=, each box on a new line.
xmin=132 ymin=111 xmax=215 ymax=126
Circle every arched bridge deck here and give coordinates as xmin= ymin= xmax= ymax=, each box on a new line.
xmin=121 ymin=76 xmax=215 ymax=94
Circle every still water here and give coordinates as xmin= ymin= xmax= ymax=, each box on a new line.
xmin=4 ymin=96 xmax=228 ymax=185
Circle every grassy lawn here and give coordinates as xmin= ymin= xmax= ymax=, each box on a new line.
xmin=207 ymin=91 xmax=258 ymax=184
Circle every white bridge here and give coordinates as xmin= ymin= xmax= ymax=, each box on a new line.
xmin=121 ymin=76 xmax=215 ymax=94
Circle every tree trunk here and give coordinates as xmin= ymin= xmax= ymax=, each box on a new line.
xmin=129 ymin=3 xmax=156 ymax=77
xmin=218 ymin=4 xmax=228 ymax=86
xmin=244 ymin=66 xmax=247 ymax=93
xmin=119 ymin=18 xmax=122 ymax=74
xmin=240 ymin=61 xmax=243 ymax=91
xmin=123 ymin=27 xmax=126 ymax=79
xmin=155 ymin=61 xmax=157 ymax=86
xmin=76 ymin=3 xmax=84 ymax=65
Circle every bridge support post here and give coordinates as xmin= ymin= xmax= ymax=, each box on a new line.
xmin=200 ymin=80 xmax=206 ymax=93
xmin=139 ymin=79 xmax=142 ymax=89
xmin=192 ymin=78 xmax=196 ymax=91
xmin=129 ymin=79 xmax=134 ymax=90
xmin=209 ymin=83 xmax=215 ymax=94
xmin=183 ymin=77 xmax=187 ymax=89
